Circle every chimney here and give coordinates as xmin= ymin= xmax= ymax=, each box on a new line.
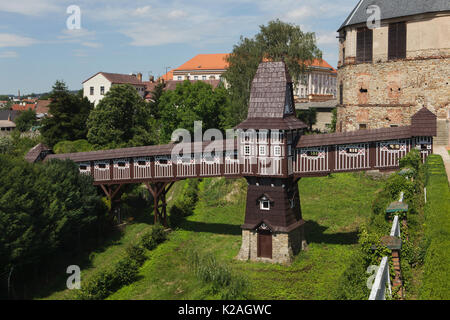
xmin=149 ymin=75 xmax=155 ymax=83
xmin=137 ymin=72 xmax=142 ymax=82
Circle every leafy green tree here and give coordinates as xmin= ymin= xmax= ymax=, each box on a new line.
xmin=158 ymin=81 xmax=230 ymax=143
xmin=53 ymin=139 xmax=94 ymax=154
xmin=0 ymin=136 xmax=13 ymax=154
xmin=296 ymin=108 xmax=317 ymax=131
xmin=223 ymin=19 xmax=322 ymax=127
xmin=15 ymin=109 xmax=37 ymax=132
xmin=86 ymin=84 xmax=155 ymax=148
xmin=0 ymin=155 xmax=106 ymax=299
xmin=40 ymin=81 xmax=93 ymax=147
xmin=149 ymin=82 xmax=165 ymax=119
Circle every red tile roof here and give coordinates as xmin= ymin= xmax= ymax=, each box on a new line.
xmin=35 ymin=100 xmax=51 ymax=114
xmin=11 ymin=104 xmax=36 ymax=111
xmin=174 ymin=54 xmax=229 ymax=71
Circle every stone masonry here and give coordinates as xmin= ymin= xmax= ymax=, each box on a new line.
xmin=337 ymin=56 xmax=450 ymax=134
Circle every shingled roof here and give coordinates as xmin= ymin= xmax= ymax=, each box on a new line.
xmin=338 ymin=0 xmax=450 ymax=31
xmin=25 ymin=143 xmax=52 ymax=163
xmin=236 ymin=61 xmax=307 ymax=130
xmin=83 ymin=72 xmax=145 ymax=86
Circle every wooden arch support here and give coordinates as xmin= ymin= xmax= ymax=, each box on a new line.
xmin=145 ymin=181 xmax=175 ymax=226
xmin=100 ymin=184 xmax=125 ymax=222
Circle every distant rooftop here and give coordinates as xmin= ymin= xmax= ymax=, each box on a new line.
xmin=83 ymin=72 xmax=145 ymax=86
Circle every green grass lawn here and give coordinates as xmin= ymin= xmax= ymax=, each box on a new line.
xmin=105 ymin=172 xmax=384 ymax=300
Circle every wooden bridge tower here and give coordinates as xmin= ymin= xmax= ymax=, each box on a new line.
xmin=235 ymin=62 xmax=309 ymax=264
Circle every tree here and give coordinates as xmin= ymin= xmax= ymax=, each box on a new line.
xmin=0 ymin=155 xmax=106 ymax=299
xmin=15 ymin=109 xmax=37 ymax=132
xmin=296 ymin=108 xmax=317 ymax=132
xmin=223 ymin=19 xmax=322 ymax=127
xmin=149 ymin=82 xmax=165 ymax=119
xmin=40 ymin=81 xmax=93 ymax=147
xmin=158 ymin=81 xmax=230 ymax=143
xmin=86 ymin=84 xmax=155 ymax=148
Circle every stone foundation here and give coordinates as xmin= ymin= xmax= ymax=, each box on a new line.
xmin=236 ymin=225 xmax=306 ymax=265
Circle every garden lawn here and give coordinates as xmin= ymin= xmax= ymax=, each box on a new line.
xmin=108 ymin=172 xmax=385 ymax=300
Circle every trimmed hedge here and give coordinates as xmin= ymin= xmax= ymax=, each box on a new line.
xmin=419 ymin=155 xmax=450 ymax=300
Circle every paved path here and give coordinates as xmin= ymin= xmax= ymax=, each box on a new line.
xmin=433 ymin=146 xmax=450 ymax=183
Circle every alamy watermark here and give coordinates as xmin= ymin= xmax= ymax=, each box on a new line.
xmin=66 ymin=5 xmax=81 ymax=30
xmin=366 ymin=5 xmax=381 ymax=29
xmin=66 ymin=265 xmax=81 ymax=290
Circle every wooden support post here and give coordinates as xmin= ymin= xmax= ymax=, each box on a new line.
xmin=145 ymin=181 xmax=175 ymax=227
xmin=99 ymin=184 xmax=124 ymax=223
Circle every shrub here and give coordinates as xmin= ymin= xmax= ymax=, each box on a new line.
xmin=125 ymin=243 xmax=146 ymax=266
xmin=188 ymin=250 xmax=249 ymax=299
xmin=112 ymin=257 xmax=139 ymax=287
xmin=140 ymin=224 xmax=167 ymax=250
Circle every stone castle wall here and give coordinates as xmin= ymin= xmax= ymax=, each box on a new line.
xmin=337 ymin=56 xmax=450 ymax=133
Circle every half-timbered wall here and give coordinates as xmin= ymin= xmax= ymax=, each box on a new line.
xmin=295 ymin=147 xmax=329 ymax=173
xmin=78 ymin=162 xmax=91 ymax=176
xmin=154 ymin=156 xmax=173 ymax=178
xmin=133 ymin=157 xmax=152 ymax=179
xmin=335 ymin=143 xmax=370 ymax=171
xmin=176 ymin=156 xmax=196 ymax=177
xmin=375 ymin=139 xmax=412 ymax=168
xmin=113 ymin=158 xmax=131 ymax=180
xmin=94 ymin=160 xmax=110 ymax=181
xmin=414 ymin=136 xmax=433 ymax=162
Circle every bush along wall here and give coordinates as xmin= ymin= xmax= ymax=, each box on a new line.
xmin=76 ymin=224 xmax=167 ymax=300
xmin=335 ymin=149 xmax=427 ymax=300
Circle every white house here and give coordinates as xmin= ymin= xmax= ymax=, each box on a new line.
xmin=82 ymin=72 xmax=146 ymax=106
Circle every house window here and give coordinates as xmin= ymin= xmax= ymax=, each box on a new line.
xmin=202 ymin=76 xmax=207 ymax=80
xmin=260 ymin=200 xmax=270 ymax=211
xmin=177 ymin=76 xmax=182 ymax=80
xmin=100 ymin=86 xmax=105 ymax=95
xmin=90 ymin=87 xmax=94 ymax=95
xmin=194 ymin=76 xmax=198 ymax=80
xmin=244 ymin=145 xmax=251 ymax=156
xmin=259 ymin=145 xmax=266 ymax=156
xmin=356 ymin=27 xmax=373 ymax=63
xmin=274 ymin=146 xmax=282 ymax=157
xmin=388 ymin=22 xmax=407 ymax=60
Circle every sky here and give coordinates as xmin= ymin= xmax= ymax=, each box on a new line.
xmin=0 ymin=0 xmax=357 ymax=95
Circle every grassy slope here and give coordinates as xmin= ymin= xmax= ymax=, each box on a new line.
xmin=41 ymin=181 xmax=186 ymax=300
xmin=107 ymin=172 xmax=384 ymax=300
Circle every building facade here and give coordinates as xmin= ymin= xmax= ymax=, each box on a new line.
xmin=82 ymin=72 xmax=146 ymax=107
xmin=171 ymin=54 xmax=229 ymax=81
xmin=294 ymin=59 xmax=337 ymax=101
xmin=337 ymin=0 xmax=450 ymax=146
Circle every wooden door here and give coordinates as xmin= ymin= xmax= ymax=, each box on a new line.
xmin=257 ymin=231 xmax=272 ymax=259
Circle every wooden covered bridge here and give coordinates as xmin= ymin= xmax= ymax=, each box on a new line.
xmin=29 ymin=62 xmax=437 ymax=264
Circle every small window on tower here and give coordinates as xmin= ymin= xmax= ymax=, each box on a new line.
xmin=260 ymin=200 xmax=270 ymax=211
xmin=359 ymin=124 xmax=367 ymax=130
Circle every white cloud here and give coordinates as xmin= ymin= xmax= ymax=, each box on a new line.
xmin=168 ymin=10 xmax=187 ymax=19
xmin=286 ymin=6 xmax=314 ymax=20
xmin=0 ymin=1 xmax=60 ymax=16
xmin=0 ymin=51 xmax=18 ymax=58
xmin=317 ymin=32 xmax=338 ymax=45
xmin=0 ymin=33 xmax=37 ymax=47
